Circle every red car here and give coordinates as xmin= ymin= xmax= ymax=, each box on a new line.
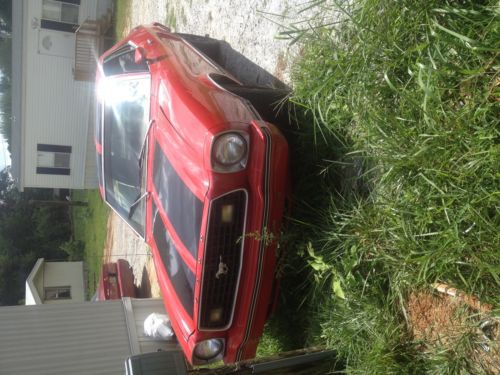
xmin=95 ymin=23 xmax=289 ymax=365
xmin=97 ymin=259 xmax=136 ymax=301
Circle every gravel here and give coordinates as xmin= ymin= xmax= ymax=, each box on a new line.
xmin=124 ymin=0 xmax=318 ymax=83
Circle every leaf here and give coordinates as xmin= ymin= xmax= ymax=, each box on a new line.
xmin=310 ymin=260 xmax=330 ymax=272
xmin=332 ymin=278 xmax=346 ymax=299
xmin=432 ymin=18 xmax=475 ymax=45
xmin=306 ymin=242 xmax=331 ymax=273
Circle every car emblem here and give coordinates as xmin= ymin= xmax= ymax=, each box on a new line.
xmin=216 ymin=256 xmax=229 ymax=279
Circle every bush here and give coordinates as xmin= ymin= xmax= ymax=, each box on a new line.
xmin=61 ymin=239 xmax=85 ymax=261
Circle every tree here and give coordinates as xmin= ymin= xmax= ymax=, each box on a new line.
xmin=0 ymin=167 xmax=72 ymax=305
xmin=0 ymin=31 xmax=11 ymax=148
xmin=0 ymin=0 xmax=12 ymax=148
xmin=0 ymin=0 xmax=12 ymax=31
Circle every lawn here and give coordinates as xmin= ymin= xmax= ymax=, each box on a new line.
xmin=276 ymin=0 xmax=499 ymax=373
xmin=113 ymin=0 xmax=132 ymax=38
xmin=71 ymin=189 xmax=109 ymax=296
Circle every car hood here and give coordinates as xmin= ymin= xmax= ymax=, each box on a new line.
xmin=152 ymin=99 xmax=211 ymax=204
xmin=151 ymin=34 xmax=254 ymax=158
xmin=155 ymin=77 xmax=228 ymax=156
xmin=150 ymin=137 xmax=205 ymax=259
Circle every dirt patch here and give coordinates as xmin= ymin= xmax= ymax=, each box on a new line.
xmin=145 ymin=257 xmax=161 ymax=298
xmin=407 ymin=291 xmax=470 ymax=346
xmin=407 ymin=290 xmax=499 ymax=373
xmin=123 ymin=0 xmax=325 ymax=85
xmin=103 ymin=212 xmax=161 ymax=298
xmin=273 ymin=51 xmax=288 ymax=82
xmin=103 ymin=214 xmax=114 ymax=263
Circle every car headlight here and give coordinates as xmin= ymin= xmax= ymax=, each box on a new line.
xmin=212 ymin=132 xmax=248 ymax=172
xmin=193 ymin=339 xmax=224 ymax=362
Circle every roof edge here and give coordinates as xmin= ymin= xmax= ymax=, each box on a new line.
xmin=10 ymin=0 xmax=25 ymax=190
xmin=25 ymin=258 xmax=44 ymax=305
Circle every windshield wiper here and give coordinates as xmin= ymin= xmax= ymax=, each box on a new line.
xmin=128 ymin=191 xmax=150 ymax=219
xmin=138 ymin=118 xmax=155 ymax=168
xmin=129 ymin=119 xmax=154 ymax=220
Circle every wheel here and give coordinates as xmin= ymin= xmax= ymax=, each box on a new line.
xmin=222 ymin=84 xmax=292 ymax=127
xmin=176 ymin=33 xmax=222 ymax=64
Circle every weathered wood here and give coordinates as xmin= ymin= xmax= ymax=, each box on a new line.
xmin=74 ymin=17 xmax=112 ymax=82
xmin=74 ymin=20 xmax=100 ymax=82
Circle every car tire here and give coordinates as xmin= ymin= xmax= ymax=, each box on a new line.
xmin=176 ymin=33 xmax=222 ymax=63
xmin=222 ymin=84 xmax=292 ymax=126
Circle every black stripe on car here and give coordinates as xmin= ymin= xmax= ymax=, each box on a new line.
xmin=152 ymin=200 xmax=195 ymax=317
xmin=153 ymin=142 xmax=203 ymax=258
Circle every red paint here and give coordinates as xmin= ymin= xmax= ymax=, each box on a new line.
xmin=97 ymin=259 xmax=136 ymax=301
xmin=96 ymin=24 xmax=289 ymax=365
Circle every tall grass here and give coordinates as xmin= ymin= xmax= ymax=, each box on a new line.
xmin=71 ymin=190 xmax=109 ymax=296
xmin=283 ymin=0 xmax=499 ymax=372
xmin=113 ymin=0 xmax=132 ymax=38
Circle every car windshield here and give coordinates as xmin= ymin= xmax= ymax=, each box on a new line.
xmin=102 ymin=75 xmax=151 ymax=237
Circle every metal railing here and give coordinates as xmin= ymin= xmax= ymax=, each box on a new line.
xmin=73 ymin=19 xmax=103 ymax=82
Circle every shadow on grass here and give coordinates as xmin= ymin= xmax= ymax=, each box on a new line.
xmin=259 ymin=104 xmax=361 ymax=368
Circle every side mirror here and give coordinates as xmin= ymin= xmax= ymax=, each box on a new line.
xmin=135 ymin=47 xmax=147 ymax=64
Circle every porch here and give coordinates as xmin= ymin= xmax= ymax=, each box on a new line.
xmin=74 ymin=16 xmax=113 ymax=82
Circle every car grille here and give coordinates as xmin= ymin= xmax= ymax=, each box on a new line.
xmin=199 ymin=190 xmax=247 ymax=330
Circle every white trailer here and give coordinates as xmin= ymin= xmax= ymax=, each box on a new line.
xmin=0 ymin=298 xmax=182 ymax=375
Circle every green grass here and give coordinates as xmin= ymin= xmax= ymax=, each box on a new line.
xmin=165 ymin=7 xmax=178 ymax=31
xmin=113 ymin=0 xmax=132 ymax=39
xmin=71 ymin=190 xmax=109 ymax=296
xmin=274 ymin=0 xmax=499 ymax=373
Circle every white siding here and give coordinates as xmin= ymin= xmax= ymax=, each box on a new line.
xmin=0 ymin=300 xmax=131 ymax=375
xmin=43 ymin=261 xmax=85 ymax=303
xmin=80 ymin=0 xmax=99 ymax=21
xmin=20 ymin=0 xmax=110 ymax=189
xmin=0 ymin=298 xmax=180 ymax=375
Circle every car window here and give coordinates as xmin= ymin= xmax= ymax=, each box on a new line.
xmin=103 ymin=76 xmax=151 ymax=236
xmin=152 ymin=201 xmax=195 ymax=317
xmin=153 ymin=142 xmax=203 ymax=258
xmin=103 ymin=44 xmax=149 ymax=76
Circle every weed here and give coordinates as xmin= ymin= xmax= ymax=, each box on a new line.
xmin=113 ymin=0 xmax=132 ymax=38
xmin=165 ymin=3 xmax=189 ymax=31
xmin=165 ymin=4 xmax=178 ymax=31
xmin=280 ymin=0 xmax=499 ymax=372
xmin=180 ymin=6 xmax=187 ymax=26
